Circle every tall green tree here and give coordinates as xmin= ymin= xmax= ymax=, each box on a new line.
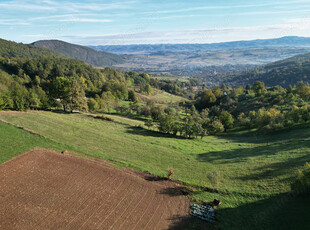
xmin=9 ymin=83 xmax=29 ymax=111
xmin=128 ymin=89 xmax=138 ymax=102
xmin=252 ymin=81 xmax=267 ymax=97
xmin=143 ymin=84 xmax=153 ymax=95
xmin=49 ymin=77 xmax=71 ymax=111
xmin=64 ymin=80 xmax=88 ymax=112
xmin=219 ymin=111 xmax=234 ymax=131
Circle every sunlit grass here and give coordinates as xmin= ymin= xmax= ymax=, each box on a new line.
xmin=0 ymin=111 xmax=309 ymax=229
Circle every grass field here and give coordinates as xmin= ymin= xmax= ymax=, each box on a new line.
xmin=152 ymin=75 xmax=191 ymax=82
xmin=103 ymin=114 xmax=146 ymax=127
xmin=0 ymin=111 xmax=309 ymax=229
xmin=137 ymin=89 xmax=187 ymax=104
xmin=0 ymin=120 xmax=74 ymax=164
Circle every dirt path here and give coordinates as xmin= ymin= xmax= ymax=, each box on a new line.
xmin=0 ymin=149 xmax=191 ymax=230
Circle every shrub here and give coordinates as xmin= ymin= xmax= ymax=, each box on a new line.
xmin=128 ymin=89 xmax=137 ymax=102
xmin=139 ymin=106 xmax=151 ymax=117
xmin=291 ymin=162 xmax=310 ymax=195
xmin=87 ymin=98 xmax=98 ymax=111
xmin=209 ymin=119 xmax=225 ymax=134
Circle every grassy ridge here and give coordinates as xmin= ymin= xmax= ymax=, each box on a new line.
xmin=0 ymin=111 xmax=309 ymax=229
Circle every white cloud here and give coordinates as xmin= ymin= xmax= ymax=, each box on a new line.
xmin=227 ymin=9 xmax=310 ymax=16
xmin=143 ymin=0 xmax=310 ymax=15
xmin=57 ymin=19 xmax=310 ymax=45
xmin=0 ymin=19 xmax=31 ymax=25
xmin=0 ymin=0 xmax=137 ymax=12
xmin=0 ymin=1 xmax=55 ymax=11
xmin=59 ymin=18 xmax=112 ymax=23
xmin=29 ymin=14 xmax=95 ymax=21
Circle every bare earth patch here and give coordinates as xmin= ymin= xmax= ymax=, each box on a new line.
xmin=0 ymin=149 xmax=190 ymax=230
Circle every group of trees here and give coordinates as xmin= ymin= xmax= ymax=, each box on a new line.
xmin=194 ymin=81 xmax=310 ymax=131
xmin=153 ymin=107 xmax=234 ymax=138
xmin=0 ymin=74 xmax=87 ymax=112
xmin=112 ymin=99 xmax=234 ymax=138
xmin=238 ymin=105 xmax=310 ymax=132
xmin=109 ymin=80 xmax=310 ymax=138
xmin=0 ymin=55 xmax=159 ymax=112
xmin=1 ymin=41 xmax=310 ymax=139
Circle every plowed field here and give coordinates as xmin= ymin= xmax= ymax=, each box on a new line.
xmin=0 ymin=149 xmax=190 ymax=230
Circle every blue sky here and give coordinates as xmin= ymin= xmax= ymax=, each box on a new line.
xmin=1 ymin=0 xmax=310 ymax=45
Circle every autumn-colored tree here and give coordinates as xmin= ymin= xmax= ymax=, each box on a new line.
xmin=201 ymin=90 xmax=216 ymax=106
xmin=298 ymin=86 xmax=310 ymax=100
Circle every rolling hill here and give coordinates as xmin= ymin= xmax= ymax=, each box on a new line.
xmin=32 ymin=40 xmax=125 ymax=67
xmin=0 ymin=38 xmax=67 ymax=59
xmin=225 ymin=52 xmax=310 ymax=87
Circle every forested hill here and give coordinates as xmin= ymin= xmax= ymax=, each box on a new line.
xmin=32 ymin=40 xmax=125 ymax=67
xmin=0 ymin=38 xmax=67 ymax=59
xmin=0 ymin=37 xmax=170 ymax=113
xmin=224 ymin=52 xmax=310 ymax=87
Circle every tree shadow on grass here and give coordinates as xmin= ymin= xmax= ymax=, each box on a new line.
xmin=197 ymin=139 xmax=310 ymax=165
xmin=167 ymin=215 xmax=214 ymax=230
xmin=216 ymin=124 xmax=310 ymax=144
xmin=125 ymin=126 xmax=187 ymax=139
xmin=235 ymin=154 xmax=310 ymax=182
xmin=216 ymin=193 xmax=310 ymax=230
xmin=197 ymin=139 xmax=310 ymax=183
xmin=50 ymin=109 xmax=71 ymax=114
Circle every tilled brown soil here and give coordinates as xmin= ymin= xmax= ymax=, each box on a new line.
xmin=0 ymin=149 xmax=191 ymax=230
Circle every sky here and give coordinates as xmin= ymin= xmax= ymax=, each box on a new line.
xmin=1 ymin=0 xmax=310 ymax=45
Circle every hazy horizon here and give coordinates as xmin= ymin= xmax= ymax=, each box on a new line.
xmin=1 ymin=0 xmax=310 ymax=45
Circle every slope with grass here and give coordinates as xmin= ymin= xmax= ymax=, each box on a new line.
xmin=137 ymin=89 xmax=188 ymax=104
xmin=0 ymin=111 xmax=309 ymax=229
xmin=0 ymin=119 xmax=74 ymax=164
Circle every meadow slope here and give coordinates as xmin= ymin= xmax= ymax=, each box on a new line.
xmin=0 ymin=111 xmax=309 ymax=229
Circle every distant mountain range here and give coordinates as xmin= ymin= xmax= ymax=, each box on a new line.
xmin=90 ymin=36 xmax=310 ymax=54
xmin=32 ymin=40 xmax=125 ymax=67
